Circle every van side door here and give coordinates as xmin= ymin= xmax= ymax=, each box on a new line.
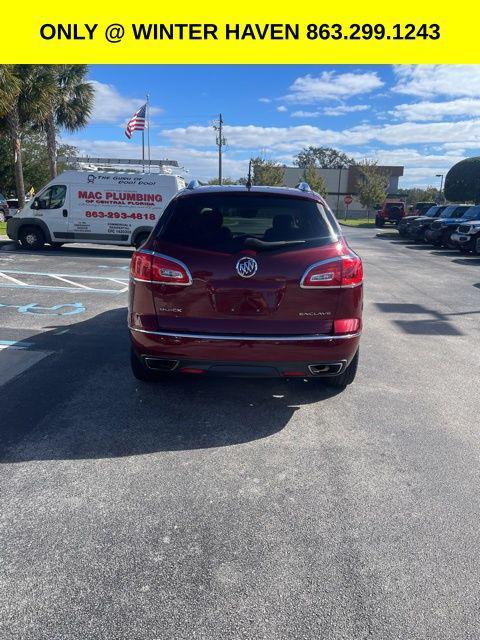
xmin=31 ymin=184 xmax=69 ymax=241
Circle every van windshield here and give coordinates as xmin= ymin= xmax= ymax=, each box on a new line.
xmin=159 ymin=193 xmax=335 ymax=253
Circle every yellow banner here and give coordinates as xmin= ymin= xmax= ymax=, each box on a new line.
xmin=3 ymin=1 xmax=477 ymax=63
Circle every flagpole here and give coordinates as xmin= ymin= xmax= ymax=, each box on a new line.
xmin=142 ymin=130 xmax=145 ymax=172
xmin=146 ymin=93 xmax=151 ymax=173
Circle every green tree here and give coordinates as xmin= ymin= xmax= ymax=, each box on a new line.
xmin=206 ymin=176 xmax=239 ymax=185
xmin=294 ymin=146 xmax=355 ymax=169
xmin=357 ymin=160 xmax=390 ymax=215
xmin=444 ymin=157 xmax=480 ymax=204
xmin=0 ymin=65 xmax=54 ymax=207
xmin=397 ymin=186 xmax=440 ymax=206
xmin=41 ymin=65 xmax=94 ymax=179
xmin=301 ymin=164 xmax=327 ymax=197
xmin=0 ymin=129 xmax=77 ymax=195
xmin=249 ymin=156 xmax=284 ymax=186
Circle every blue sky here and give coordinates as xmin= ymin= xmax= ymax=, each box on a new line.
xmin=63 ymin=65 xmax=480 ymax=186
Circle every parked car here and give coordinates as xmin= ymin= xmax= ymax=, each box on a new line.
xmin=6 ymin=170 xmax=185 ymax=250
xmin=0 ymin=193 xmax=9 ymax=222
xmin=404 ymin=205 xmax=449 ymax=241
xmin=398 ymin=204 xmax=446 ymax=238
xmin=425 ymin=205 xmax=480 ymax=247
xmin=5 ymin=198 xmax=21 ymax=219
xmin=412 ymin=201 xmax=437 ymax=216
xmin=128 ymin=182 xmax=363 ymax=388
xmin=407 ymin=205 xmax=470 ymax=243
xmin=375 ymin=200 xmax=406 ymax=227
xmin=451 ymin=216 xmax=480 ymax=254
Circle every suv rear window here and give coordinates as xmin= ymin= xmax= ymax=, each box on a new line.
xmin=159 ymin=192 xmax=336 ymax=253
xmin=385 ymin=203 xmax=404 ymax=211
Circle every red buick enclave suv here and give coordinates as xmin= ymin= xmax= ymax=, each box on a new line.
xmin=128 ymin=182 xmax=363 ymax=387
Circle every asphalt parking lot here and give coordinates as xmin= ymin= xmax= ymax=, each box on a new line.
xmin=1 ymin=228 xmax=480 ymax=639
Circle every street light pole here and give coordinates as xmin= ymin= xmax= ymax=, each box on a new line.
xmin=214 ymin=114 xmax=226 ymax=185
xmin=436 ymin=173 xmax=444 ymax=201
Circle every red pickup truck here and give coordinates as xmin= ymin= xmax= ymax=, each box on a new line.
xmin=375 ymin=200 xmax=406 ymax=227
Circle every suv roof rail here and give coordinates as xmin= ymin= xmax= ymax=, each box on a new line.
xmin=187 ymin=179 xmax=201 ymax=190
xmin=296 ymin=182 xmax=312 ymax=192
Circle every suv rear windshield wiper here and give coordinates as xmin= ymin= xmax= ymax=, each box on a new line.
xmin=243 ymin=237 xmax=307 ymax=250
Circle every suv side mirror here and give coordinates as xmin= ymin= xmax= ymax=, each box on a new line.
xmin=31 ymin=198 xmax=39 ymax=210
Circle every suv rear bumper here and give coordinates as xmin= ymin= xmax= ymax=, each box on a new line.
xmin=130 ymin=327 xmax=360 ymax=377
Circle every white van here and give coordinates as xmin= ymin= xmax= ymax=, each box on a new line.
xmin=6 ymin=170 xmax=185 ymax=250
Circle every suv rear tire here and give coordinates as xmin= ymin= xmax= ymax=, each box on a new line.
xmin=130 ymin=347 xmax=163 ymax=382
xmin=19 ymin=226 xmax=45 ymax=250
xmin=327 ymin=350 xmax=359 ymax=388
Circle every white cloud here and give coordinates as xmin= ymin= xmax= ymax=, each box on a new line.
xmin=291 ymin=111 xmax=320 ymax=118
xmin=348 ymin=147 xmax=467 ymax=187
xmin=290 ymin=105 xmax=369 ymax=118
xmin=393 ymin=65 xmax=480 ymax=98
xmin=276 ymin=105 xmax=288 ymax=112
xmin=160 ymin=124 xmax=343 ymax=151
xmin=392 ymin=98 xmax=480 ymax=121
xmin=359 ymin=147 xmax=464 ymax=169
xmin=443 ymin=140 xmax=480 ymax=151
xmin=90 ymin=80 xmax=162 ymax=123
xmin=160 ymin=119 xmax=480 ymax=152
xmin=323 ymin=104 xmax=369 ymax=117
xmin=282 ymin=71 xmax=383 ymax=103
xmin=258 ymin=97 xmax=271 ymax=103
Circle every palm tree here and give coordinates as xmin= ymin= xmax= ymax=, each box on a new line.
xmin=0 ymin=65 xmax=54 ymax=208
xmin=43 ymin=65 xmax=94 ymax=178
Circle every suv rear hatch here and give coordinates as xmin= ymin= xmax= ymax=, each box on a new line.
xmin=149 ymin=190 xmax=355 ymax=337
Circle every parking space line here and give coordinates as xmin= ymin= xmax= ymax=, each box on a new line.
xmin=0 ymin=269 xmax=128 ymax=294
xmin=0 ymin=269 xmax=128 ymax=282
xmin=0 ymin=283 xmax=125 ymax=294
xmin=49 ymin=275 xmax=92 ymax=290
xmin=0 ymin=272 xmax=26 ymax=286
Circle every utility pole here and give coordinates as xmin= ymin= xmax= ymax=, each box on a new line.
xmin=214 ymin=114 xmax=226 ymax=185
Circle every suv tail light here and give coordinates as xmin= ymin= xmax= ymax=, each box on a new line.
xmin=301 ymin=253 xmax=363 ymax=289
xmin=131 ymin=251 xmax=192 ymax=286
xmin=334 ymin=318 xmax=361 ymax=335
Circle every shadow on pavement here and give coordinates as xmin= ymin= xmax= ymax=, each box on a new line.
xmin=452 ymin=257 xmax=480 ymax=266
xmin=0 ymin=308 xmax=342 ymax=463
xmin=0 ymin=242 xmax=133 ymax=260
xmin=375 ymin=302 xmax=464 ymax=336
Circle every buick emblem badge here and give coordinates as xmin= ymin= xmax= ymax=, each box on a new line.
xmin=236 ymin=256 xmax=258 ymax=278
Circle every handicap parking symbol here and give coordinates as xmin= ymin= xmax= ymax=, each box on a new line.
xmin=0 ymin=302 xmax=86 ymax=316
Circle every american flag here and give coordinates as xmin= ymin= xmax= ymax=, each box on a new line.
xmin=125 ymin=104 xmax=147 ymax=139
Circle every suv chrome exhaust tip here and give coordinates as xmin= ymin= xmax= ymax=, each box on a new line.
xmin=308 ymin=361 xmax=346 ymax=376
xmin=143 ymin=357 xmax=179 ymax=372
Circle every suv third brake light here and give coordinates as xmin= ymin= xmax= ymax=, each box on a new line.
xmin=301 ymin=254 xmax=363 ymax=289
xmin=131 ymin=251 xmax=192 ymax=285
